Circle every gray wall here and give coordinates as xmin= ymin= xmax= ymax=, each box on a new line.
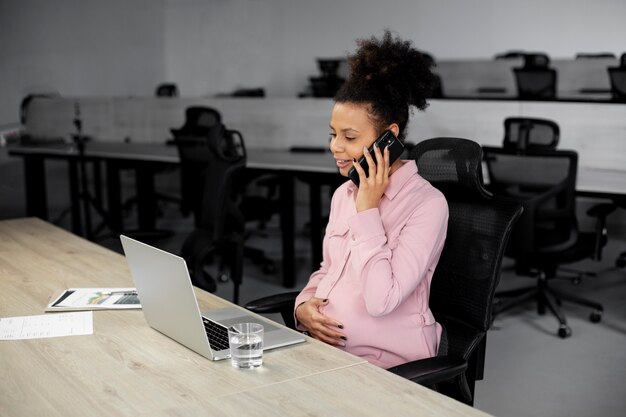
xmin=2 ymin=0 xmax=625 ymax=124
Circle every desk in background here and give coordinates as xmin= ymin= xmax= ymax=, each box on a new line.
xmin=0 ymin=218 xmax=489 ymax=417
xmin=7 ymin=143 xmax=340 ymax=288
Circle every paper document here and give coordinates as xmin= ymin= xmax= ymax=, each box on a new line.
xmin=46 ymin=288 xmax=141 ymax=312
xmin=0 ymin=311 xmax=93 ymax=340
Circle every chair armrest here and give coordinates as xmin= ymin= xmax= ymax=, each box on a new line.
xmin=245 ymin=292 xmax=300 ymax=314
xmin=245 ymin=292 xmax=300 ymax=330
xmin=387 ymin=355 xmax=468 ymax=386
xmin=586 ymin=202 xmax=617 ymax=218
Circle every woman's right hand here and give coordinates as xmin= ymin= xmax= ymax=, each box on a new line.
xmin=295 ymin=297 xmax=346 ymax=346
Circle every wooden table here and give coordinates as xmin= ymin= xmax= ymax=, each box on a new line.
xmin=0 ymin=218 xmax=489 ymax=417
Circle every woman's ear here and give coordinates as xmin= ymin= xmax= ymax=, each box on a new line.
xmin=388 ymin=123 xmax=400 ymax=138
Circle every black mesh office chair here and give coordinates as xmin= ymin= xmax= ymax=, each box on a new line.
xmin=513 ymin=54 xmax=557 ymax=100
xmin=503 ymin=117 xmax=560 ymax=151
xmin=177 ymin=136 xmax=247 ymax=303
xmin=245 ymin=138 xmax=523 ymax=406
xmin=607 ymin=53 xmax=626 ymax=102
xmin=483 ymin=146 xmax=605 ymax=338
xmin=170 ymin=106 xmax=224 ymax=217
xmin=173 ymin=108 xmax=278 ymax=288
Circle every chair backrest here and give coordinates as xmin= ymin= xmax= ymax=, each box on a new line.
xmin=522 ymin=53 xmax=550 ymax=68
xmin=410 ymin=138 xmax=522 ymax=351
xmin=503 ymin=117 xmax=560 ymax=151
xmin=173 ymin=115 xmax=247 ymax=230
xmin=171 ymin=106 xmax=223 ymax=138
xmin=608 ymin=67 xmax=626 ymax=102
xmin=175 ymin=133 xmax=246 ymax=238
xmin=513 ymin=67 xmax=557 ymax=99
xmin=482 ymin=146 xmax=578 ymax=265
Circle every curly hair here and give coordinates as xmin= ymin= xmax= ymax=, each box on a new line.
xmin=334 ymin=30 xmax=437 ymax=141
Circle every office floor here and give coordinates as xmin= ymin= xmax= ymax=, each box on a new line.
xmin=1 ymin=153 xmax=625 ymax=417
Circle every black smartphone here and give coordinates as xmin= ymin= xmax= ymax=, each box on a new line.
xmin=348 ymin=130 xmax=405 ymax=186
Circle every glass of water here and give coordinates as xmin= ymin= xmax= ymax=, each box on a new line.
xmin=228 ymin=323 xmax=264 ymax=369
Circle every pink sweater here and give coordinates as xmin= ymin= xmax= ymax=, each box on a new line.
xmin=295 ymin=161 xmax=448 ymax=369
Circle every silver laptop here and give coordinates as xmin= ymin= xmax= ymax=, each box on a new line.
xmin=120 ymin=235 xmax=305 ymax=361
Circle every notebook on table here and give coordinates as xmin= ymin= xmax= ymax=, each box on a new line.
xmin=120 ymin=235 xmax=305 ymax=361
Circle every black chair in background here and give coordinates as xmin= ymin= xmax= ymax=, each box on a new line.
xmin=177 ymin=135 xmax=247 ymax=303
xmin=246 ymin=138 xmax=523 ymax=406
xmin=500 ymin=116 xmax=614 ymax=275
xmin=607 ymin=53 xmax=626 ymax=102
xmin=173 ymin=107 xmax=278 ymax=284
xmin=513 ymin=53 xmax=557 ymax=100
xmin=483 ymin=146 xmax=605 ymax=338
xmin=155 ymin=83 xmax=179 ymax=97
xmin=170 ymin=106 xmax=224 ymax=217
xmin=502 ymin=117 xmax=560 ymax=151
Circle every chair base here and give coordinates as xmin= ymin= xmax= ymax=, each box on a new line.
xmin=494 ymin=271 xmax=603 ymax=338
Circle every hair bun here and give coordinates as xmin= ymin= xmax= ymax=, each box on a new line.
xmin=347 ymin=30 xmax=436 ymax=110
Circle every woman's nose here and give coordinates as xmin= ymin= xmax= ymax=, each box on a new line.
xmin=329 ymin=136 xmax=342 ymax=153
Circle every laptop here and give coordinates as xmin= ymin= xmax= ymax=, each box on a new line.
xmin=120 ymin=235 xmax=305 ymax=361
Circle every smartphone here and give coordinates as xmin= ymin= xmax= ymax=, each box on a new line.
xmin=348 ymin=130 xmax=405 ymax=186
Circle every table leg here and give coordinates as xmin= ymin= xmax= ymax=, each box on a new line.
xmin=279 ymin=173 xmax=296 ymax=288
xmin=106 ymin=160 xmax=123 ymax=233
xmin=23 ymin=155 xmax=48 ymax=220
xmin=135 ymin=163 xmax=157 ymax=231
xmin=67 ymin=159 xmax=83 ymax=235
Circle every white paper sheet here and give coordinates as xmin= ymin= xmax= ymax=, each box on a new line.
xmin=0 ymin=311 xmax=93 ymax=340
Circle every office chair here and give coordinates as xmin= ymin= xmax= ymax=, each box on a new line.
xmin=503 ymin=117 xmax=560 ymax=151
xmin=513 ymin=54 xmax=557 ymax=100
xmin=245 ymin=138 xmax=523 ymax=406
xmin=173 ymin=109 xmax=278 ymax=283
xmin=177 ymin=135 xmax=247 ymax=303
xmin=483 ymin=146 xmax=606 ymax=338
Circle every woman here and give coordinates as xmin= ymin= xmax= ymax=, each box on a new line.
xmin=294 ymin=31 xmax=448 ymax=369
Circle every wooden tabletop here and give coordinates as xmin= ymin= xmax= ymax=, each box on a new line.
xmin=0 ymin=218 xmax=490 ymax=416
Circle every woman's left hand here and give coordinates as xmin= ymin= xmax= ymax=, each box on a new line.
xmin=352 ymin=143 xmax=390 ymax=212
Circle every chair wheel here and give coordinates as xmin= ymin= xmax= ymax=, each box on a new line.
xmin=218 ymin=272 xmax=230 ymax=283
xmin=557 ymin=325 xmax=572 ymax=338
xmin=590 ymin=311 xmax=602 ymax=323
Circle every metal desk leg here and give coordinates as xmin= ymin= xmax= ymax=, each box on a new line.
xmin=23 ymin=155 xmax=48 ymax=220
xmin=279 ymin=173 xmax=296 ymax=288
xmin=67 ymin=159 xmax=83 ymax=235
xmin=106 ymin=160 xmax=123 ymax=233
xmin=135 ymin=163 xmax=157 ymax=231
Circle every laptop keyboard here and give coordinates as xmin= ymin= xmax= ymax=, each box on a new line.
xmin=202 ymin=318 xmax=230 ymax=351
